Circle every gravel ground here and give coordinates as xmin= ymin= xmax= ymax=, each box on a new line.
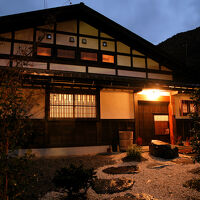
xmin=88 ymin=152 xmax=200 ymax=200
xmin=41 ymin=152 xmax=200 ymax=200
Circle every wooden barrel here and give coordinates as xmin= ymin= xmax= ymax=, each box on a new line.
xmin=119 ymin=131 xmax=133 ymax=151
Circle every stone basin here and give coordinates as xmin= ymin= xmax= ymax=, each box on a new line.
xmin=149 ymin=140 xmax=178 ymax=159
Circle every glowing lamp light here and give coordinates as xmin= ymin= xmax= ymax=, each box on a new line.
xmin=138 ymin=89 xmax=170 ymax=100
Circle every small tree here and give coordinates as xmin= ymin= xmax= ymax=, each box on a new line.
xmin=0 ymin=37 xmax=45 ymax=199
xmin=190 ymin=89 xmax=200 ymax=163
xmin=0 ymin=66 xmax=40 ymax=200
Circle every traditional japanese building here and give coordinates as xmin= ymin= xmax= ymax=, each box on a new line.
xmin=0 ymin=3 xmax=195 ymax=156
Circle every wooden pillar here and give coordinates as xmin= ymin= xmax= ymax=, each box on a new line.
xmin=134 ymin=93 xmax=139 ymax=143
xmin=168 ymin=95 xmax=176 ymax=144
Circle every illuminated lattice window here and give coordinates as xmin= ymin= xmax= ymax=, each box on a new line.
xmin=50 ymin=93 xmax=96 ymax=118
xmin=180 ymin=100 xmax=195 ymax=116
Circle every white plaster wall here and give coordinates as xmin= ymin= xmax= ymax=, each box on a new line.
xmin=21 ymin=88 xmax=45 ymax=119
xmin=0 ymin=59 xmax=10 ymax=66
xmin=88 ymin=67 xmax=115 ymax=75
xmin=56 ymin=20 xmax=77 ymax=33
xmin=79 ymin=37 xmax=98 ymax=49
xmin=117 ymin=55 xmax=131 ymax=67
xmin=0 ymin=41 xmax=11 ymax=54
xmin=79 ymin=21 xmax=98 ymax=36
xmin=161 ymin=66 xmax=172 ymax=72
xmin=100 ymin=89 xmax=134 ymax=119
xmin=148 ymin=73 xmax=173 ymax=81
xmin=56 ymin=34 xmax=77 ymax=47
xmin=0 ymin=32 xmax=12 ymax=39
xmin=132 ymin=49 xmax=144 ymax=56
xmin=13 ymin=43 xmax=33 ymax=56
xmin=50 ymin=63 xmax=86 ymax=72
xmin=147 ymin=58 xmax=159 ymax=70
xmin=133 ymin=57 xmax=146 ymax=68
xmin=36 ymin=31 xmax=54 ymax=44
xmin=117 ymin=42 xmax=130 ymax=54
xmin=100 ymin=32 xmax=113 ymax=39
xmin=100 ymin=40 xmax=115 ymax=51
xmin=15 ymin=28 xmax=33 ymax=41
xmin=118 ymin=70 xmax=146 ymax=78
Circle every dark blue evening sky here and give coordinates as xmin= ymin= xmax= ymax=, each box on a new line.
xmin=0 ymin=0 xmax=200 ymax=45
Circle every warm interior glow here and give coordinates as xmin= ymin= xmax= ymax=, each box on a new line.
xmin=138 ymin=89 xmax=170 ymax=100
xmin=102 ymin=54 xmax=114 ymax=63
xmin=37 ymin=47 xmax=51 ymax=56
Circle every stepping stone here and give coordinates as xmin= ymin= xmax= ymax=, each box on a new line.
xmin=149 ymin=140 xmax=178 ymax=159
xmin=104 ymin=193 xmax=137 ymax=200
xmin=93 ymin=178 xmax=134 ymax=194
xmin=147 ymin=163 xmax=171 ymax=169
xmin=104 ymin=193 xmax=158 ymax=200
xmin=103 ymin=165 xmax=139 ymax=174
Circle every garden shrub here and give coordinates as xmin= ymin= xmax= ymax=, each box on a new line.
xmin=183 ymin=178 xmax=200 ymax=192
xmin=53 ymin=164 xmax=96 ymax=199
xmin=126 ymin=144 xmax=142 ymax=161
xmin=0 ymin=153 xmax=40 ymax=200
xmin=190 ymin=89 xmax=200 ymax=163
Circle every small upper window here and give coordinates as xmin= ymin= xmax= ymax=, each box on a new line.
xmin=81 ymin=52 xmax=97 ymax=61
xmin=102 ymin=54 xmax=114 ymax=63
xmin=37 ymin=47 xmax=51 ymax=56
xmin=180 ymin=100 xmax=195 ymax=116
xmin=57 ymin=49 xmax=75 ymax=59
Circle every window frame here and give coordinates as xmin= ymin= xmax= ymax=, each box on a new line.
xmin=36 ymin=46 xmax=52 ymax=57
xmin=57 ymin=48 xmax=76 ymax=59
xmin=102 ymin=53 xmax=115 ymax=64
xmin=153 ymin=114 xmax=170 ymax=136
xmin=49 ymin=91 xmax=97 ymax=120
xmin=80 ymin=50 xmax=98 ymax=62
xmin=180 ymin=100 xmax=195 ymax=116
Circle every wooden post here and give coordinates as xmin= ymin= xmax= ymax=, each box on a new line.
xmin=169 ymin=95 xmax=176 ymax=144
xmin=134 ymin=93 xmax=139 ymax=143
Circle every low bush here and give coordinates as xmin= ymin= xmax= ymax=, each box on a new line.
xmin=183 ymin=178 xmax=200 ymax=192
xmin=0 ymin=153 xmax=40 ymax=200
xmin=126 ymin=144 xmax=142 ymax=161
xmin=53 ymin=164 xmax=96 ymax=199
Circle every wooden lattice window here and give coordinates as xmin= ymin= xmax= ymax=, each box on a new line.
xmin=50 ymin=93 xmax=96 ymax=119
xmin=180 ymin=100 xmax=195 ymax=116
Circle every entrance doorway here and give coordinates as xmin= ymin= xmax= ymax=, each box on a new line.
xmin=138 ymin=101 xmax=170 ymax=145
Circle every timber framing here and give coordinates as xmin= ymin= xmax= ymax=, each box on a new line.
xmin=0 ymin=3 xmax=199 ymax=151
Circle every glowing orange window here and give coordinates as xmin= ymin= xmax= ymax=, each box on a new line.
xmin=102 ymin=54 xmax=114 ymax=63
xmin=81 ymin=52 xmax=97 ymax=61
xmin=37 ymin=47 xmax=51 ymax=56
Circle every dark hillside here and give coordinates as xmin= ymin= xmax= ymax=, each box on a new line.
xmin=158 ymin=27 xmax=200 ymax=84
